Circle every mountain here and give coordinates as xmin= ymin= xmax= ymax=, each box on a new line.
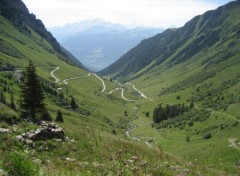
xmin=0 ymin=1 xmax=188 ymax=175
xmin=97 ymin=2 xmax=240 ymax=173
xmin=50 ymin=20 xmax=164 ymax=71
xmin=1 ymin=0 xmax=240 ymax=175
xmin=99 ymin=0 xmax=240 ymax=81
xmin=0 ymin=0 xmax=85 ymax=68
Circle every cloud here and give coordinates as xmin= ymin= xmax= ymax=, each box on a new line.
xmin=22 ymin=0 xmax=232 ymax=28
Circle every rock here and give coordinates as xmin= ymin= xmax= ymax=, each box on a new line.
xmin=46 ymin=160 xmax=51 ymax=165
xmin=16 ymin=121 xmax=65 ymax=146
xmin=32 ymin=158 xmax=42 ymax=164
xmin=0 ymin=169 xmax=7 ymax=176
xmin=131 ymin=156 xmax=139 ymax=162
xmin=78 ymin=161 xmax=89 ymax=167
xmin=0 ymin=127 xmax=10 ymax=133
xmin=16 ymin=135 xmax=24 ymax=141
xmin=54 ymin=139 xmax=62 ymax=142
xmin=13 ymin=125 xmax=17 ymax=132
xmin=39 ymin=145 xmax=48 ymax=151
xmin=65 ymin=157 xmax=76 ymax=162
xmin=93 ymin=162 xmax=104 ymax=168
xmin=25 ymin=139 xmax=35 ymax=147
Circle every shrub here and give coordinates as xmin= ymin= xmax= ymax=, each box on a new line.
xmin=112 ymin=129 xmax=117 ymax=135
xmin=145 ymin=112 xmax=150 ymax=117
xmin=203 ymin=132 xmax=212 ymax=139
xmin=3 ymin=152 xmax=39 ymax=176
xmin=188 ymin=121 xmax=193 ymax=127
xmin=55 ymin=110 xmax=64 ymax=122
xmin=41 ymin=110 xmax=52 ymax=121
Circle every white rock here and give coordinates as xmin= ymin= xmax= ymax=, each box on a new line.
xmin=66 ymin=157 xmax=76 ymax=162
xmin=0 ymin=127 xmax=10 ymax=133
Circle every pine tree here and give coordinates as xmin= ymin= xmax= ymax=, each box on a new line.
xmin=10 ymin=91 xmax=16 ymax=110
xmin=20 ymin=61 xmax=46 ymax=121
xmin=124 ymin=110 xmax=128 ymax=116
xmin=70 ymin=96 xmax=77 ymax=110
xmin=153 ymin=106 xmax=159 ymax=123
xmin=0 ymin=91 xmax=6 ymax=104
xmin=55 ymin=110 xmax=64 ymax=122
xmin=189 ymin=101 xmax=194 ymax=109
xmin=41 ymin=110 xmax=52 ymax=121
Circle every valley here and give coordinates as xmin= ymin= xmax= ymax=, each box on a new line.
xmin=0 ymin=0 xmax=240 ymax=175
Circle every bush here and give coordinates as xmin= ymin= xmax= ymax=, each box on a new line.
xmin=112 ymin=129 xmax=117 ymax=135
xmin=3 ymin=152 xmax=39 ymax=176
xmin=55 ymin=110 xmax=64 ymax=122
xmin=188 ymin=121 xmax=193 ymax=127
xmin=41 ymin=110 xmax=52 ymax=121
xmin=203 ymin=132 xmax=212 ymax=139
xmin=145 ymin=112 xmax=150 ymax=117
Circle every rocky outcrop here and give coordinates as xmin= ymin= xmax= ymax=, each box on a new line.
xmin=0 ymin=127 xmax=10 ymax=133
xmin=16 ymin=121 xmax=64 ymax=146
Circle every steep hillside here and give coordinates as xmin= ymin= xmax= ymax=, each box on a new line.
xmin=97 ymin=2 xmax=240 ymax=174
xmin=99 ymin=0 xmax=240 ymax=81
xmin=50 ymin=20 xmax=164 ymax=71
xmin=0 ymin=0 xmax=84 ymax=67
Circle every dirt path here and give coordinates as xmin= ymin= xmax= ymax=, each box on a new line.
xmin=50 ymin=68 xmax=145 ymax=102
xmin=51 ymin=67 xmax=60 ymax=83
xmin=126 ymin=83 xmax=147 ymax=99
xmin=108 ymin=88 xmax=118 ymax=94
xmin=92 ymin=73 xmax=106 ymax=92
xmin=117 ymin=88 xmax=136 ymax=102
xmin=108 ymin=88 xmax=135 ymax=101
xmin=63 ymin=73 xmax=90 ymax=84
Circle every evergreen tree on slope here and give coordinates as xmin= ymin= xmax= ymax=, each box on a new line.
xmin=20 ymin=61 xmax=45 ymax=121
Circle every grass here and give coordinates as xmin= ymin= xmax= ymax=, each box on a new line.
xmin=0 ymin=13 xmax=240 ymax=175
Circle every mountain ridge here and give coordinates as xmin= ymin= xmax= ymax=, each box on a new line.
xmin=0 ymin=0 xmax=85 ymax=68
xmin=98 ymin=0 xmax=240 ymax=80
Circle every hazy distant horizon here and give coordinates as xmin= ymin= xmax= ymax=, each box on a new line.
xmin=22 ymin=0 xmax=234 ymax=28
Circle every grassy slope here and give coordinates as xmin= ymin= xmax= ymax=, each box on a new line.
xmin=0 ymin=10 xmax=239 ymax=174
xmin=122 ymin=34 xmax=240 ymax=176
xmin=103 ymin=3 xmax=240 ymax=175
xmin=0 ymin=15 xmax=199 ymax=175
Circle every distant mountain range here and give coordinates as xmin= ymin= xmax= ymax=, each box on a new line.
xmin=50 ymin=19 xmax=164 ymax=71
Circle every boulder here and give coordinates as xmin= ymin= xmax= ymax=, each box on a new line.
xmin=16 ymin=121 xmax=65 ymax=146
xmin=0 ymin=127 xmax=10 ymax=133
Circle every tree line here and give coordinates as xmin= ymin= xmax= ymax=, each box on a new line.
xmin=153 ymin=102 xmax=194 ymax=123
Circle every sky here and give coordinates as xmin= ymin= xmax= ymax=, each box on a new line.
xmin=22 ymin=0 xmax=234 ymax=28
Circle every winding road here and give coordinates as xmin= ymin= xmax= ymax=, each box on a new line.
xmin=92 ymin=73 xmax=106 ymax=92
xmin=117 ymin=88 xmax=136 ymax=102
xmin=63 ymin=73 xmax=90 ymax=84
xmin=107 ymin=88 xmax=136 ymax=102
xmin=126 ymin=83 xmax=147 ymax=99
xmin=50 ymin=67 xmax=147 ymax=102
xmin=50 ymin=67 xmax=153 ymax=147
xmin=51 ymin=67 xmax=60 ymax=83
